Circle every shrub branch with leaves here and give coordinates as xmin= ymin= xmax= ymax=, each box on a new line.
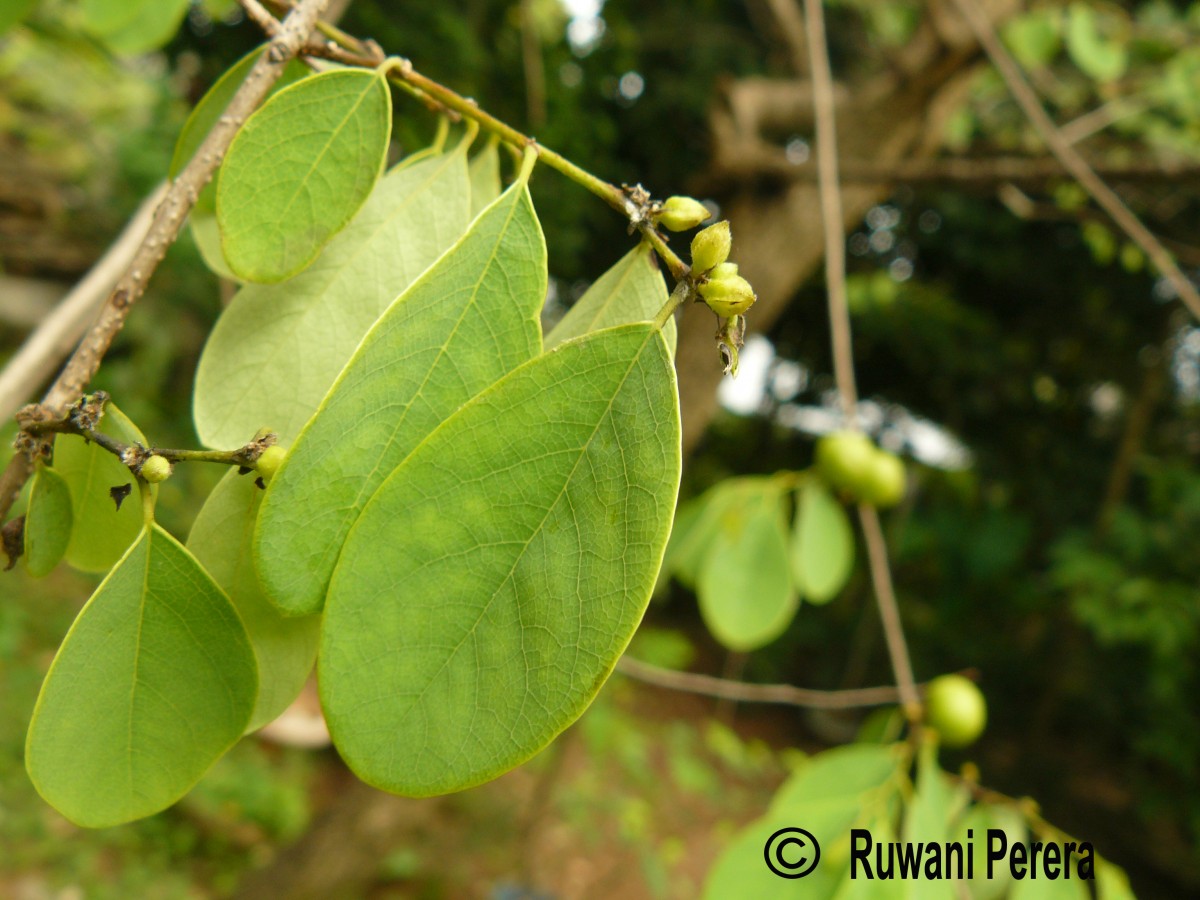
xmin=0 ymin=1 xmax=1152 ymax=895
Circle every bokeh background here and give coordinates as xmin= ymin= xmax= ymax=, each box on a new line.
xmin=2 ymin=0 xmax=1199 ymax=896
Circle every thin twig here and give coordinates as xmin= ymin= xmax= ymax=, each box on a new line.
xmin=801 ymin=0 xmax=857 ymax=418
xmin=857 ymin=504 xmax=920 ymax=717
xmin=23 ymin=408 xmax=274 ymax=471
xmin=0 ymin=0 xmax=331 ymax=530
xmin=239 ymin=0 xmax=281 ymax=34
xmin=616 ymin=656 xmax=905 ymax=710
xmin=948 ymin=0 xmax=1200 ymax=321
xmin=802 ymin=0 xmax=921 ymax=719
xmin=705 ymin=152 xmax=1200 ymax=188
xmin=0 ymin=182 xmax=167 ymax=424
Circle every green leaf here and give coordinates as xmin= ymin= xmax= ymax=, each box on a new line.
xmin=26 ymin=523 xmax=257 ymax=827
xmin=1066 ymin=3 xmax=1128 ymax=83
xmin=468 ymin=137 xmax=503 ymax=217
xmin=955 ymin=803 xmax=1026 ymax=900
xmin=320 ymin=323 xmax=681 ymax=796
xmin=697 ymin=482 xmax=797 ymax=651
xmin=769 ymin=743 xmax=904 ymax=815
xmin=660 ymin=480 xmax=745 ymax=590
xmin=170 ymin=46 xmax=310 ymax=277
xmin=1003 ymin=10 xmax=1062 ymax=68
xmin=217 ymin=69 xmax=392 ymax=282
xmin=1009 ymin=872 xmax=1092 ymax=900
xmin=901 ymin=740 xmax=968 ymax=900
xmin=55 ymin=403 xmax=152 ymax=573
xmin=194 ymin=144 xmax=473 ymax=449
xmin=187 ymin=470 xmax=319 ymax=731
xmin=189 ymin=213 xmax=240 ymax=281
xmin=23 ymin=466 xmax=73 ymax=577
xmin=0 ymin=0 xmax=37 ymax=35
xmin=253 ymin=176 xmax=544 ymax=615
xmin=1096 ymin=858 xmax=1136 ymax=900
xmin=790 ymin=479 xmax=854 ymax=604
xmin=705 ymin=744 xmax=903 ymax=900
xmin=83 ymin=0 xmax=190 ymax=56
xmin=547 ymin=243 xmax=676 ymax=356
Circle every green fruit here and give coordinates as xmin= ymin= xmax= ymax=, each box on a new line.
xmin=140 ymin=455 xmax=172 ymax=483
xmin=860 ymin=449 xmax=906 ymax=508
xmin=698 ymin=273 xmax=756 ymax=318
xmin=255 ymin=445 xmax=287 ymax=483
xmin=815 ymin=431 xmax=876 ymax=496
xmin=657 ymin=196 xmax=710 ymax=232
xmin=925 ymin=674 xmax=987 ymax=748
xmin=690 ymin=221 xmax=731 ymax=274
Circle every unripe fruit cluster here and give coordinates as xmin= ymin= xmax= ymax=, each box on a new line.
xmin=689 ymin=221 xmax=757 ymax=319
xmin=815 ymin=431 xmax=906 ymax=508
xmin=924 ymin=674 xmax=987 ymax=748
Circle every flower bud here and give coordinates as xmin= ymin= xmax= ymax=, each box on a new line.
xmin=255 ymin=445 xmax=287 ymax=484
xmin=656 ymin=196 xmax=710 ymax=232
xmin=140 ymin=454 xmax=172 ymax=483
xmin=707 ymin=262 xmax=738 ymax=281
xmin=690 ymin=221 xmax=731 ymax=274
xmin=698 ymin=273 xmax=756 ymax=317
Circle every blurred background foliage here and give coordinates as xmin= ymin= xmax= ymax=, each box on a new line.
xmin=3 ymin=0 xmax=1200 ymax=896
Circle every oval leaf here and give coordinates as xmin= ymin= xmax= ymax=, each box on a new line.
xmin=83 ymin=0 xmax=189 ymax=55
xmin=547 ymin=242 xmax=676 ymax=355
xmin=254 ymin=177 xmax=545 ymax=615
xmin=790 ymin=480 xmax=854 ymax=604
xmin=661 ymin=479 xmax=747 ymax=590
xmin=217 ymin=69 xmax=392 ymax=282
xmin=1066 ymin=3 xmax=1127 ymax=84
xmin=26 ymin=523 xmax=257 ymax=827
xmin=697 ymin=484 xmax=797 ymax=652
xmin=320 ymin=323 xmax=681 ymax=796
xmin=171 ymin=46 xmax=310 ymax=277
xmin=54 ymin=402 xmax=152 ymax=573
xmin=706 ymin=745 xmax=902 ymax=900
xmin=23 ymin=466 xmax=73 ymax=577
xmin=195 ymin=144 xmax=473 ymax=448
xmin=187 ymin=470 xmax=319 ymax=731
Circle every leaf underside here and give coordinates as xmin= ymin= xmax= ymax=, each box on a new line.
xmin=697 ymin=483 xmax=798 ymax=652
xmin=320 ymin=323 xmax=681 ymax=797
xmin=217 ymin=69 xmax=392 ymax=283
xmin=253 ymin=178 xmax=546 ymax=616
xmin=195 ymin=144 xmax=473 ymax=449
xmin=23 ymin=466 xmax=73 ymax=577
xmin=547 ymin=242 xmax=676 ymax=356
xmin=187 ymin=470 xmax=319 ymax=731
xmin=26 ymin=524 xmax=257 ymax=828
xmin=54 ymin=403 xmax=153 ymax=574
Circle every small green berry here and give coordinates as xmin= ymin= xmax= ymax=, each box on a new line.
xmin=656 ymin=196 xmax=710 ymax=232
xmin=860 ymin=449 xmax=906 ymax=508
xmin=698 ymin=273 xmax=757 ymax=318
xmin=815 ymin=431 xmax=876 ymax=496
xmin=140 ymin=454 xmax=172 ymax=483
xmin=255 ymin=445 xmax=287 ymax=483
xmin=925 ymin=674 xmax=987 ymax=749
xmin=690 ymin=221 xmax=731 ymax=274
